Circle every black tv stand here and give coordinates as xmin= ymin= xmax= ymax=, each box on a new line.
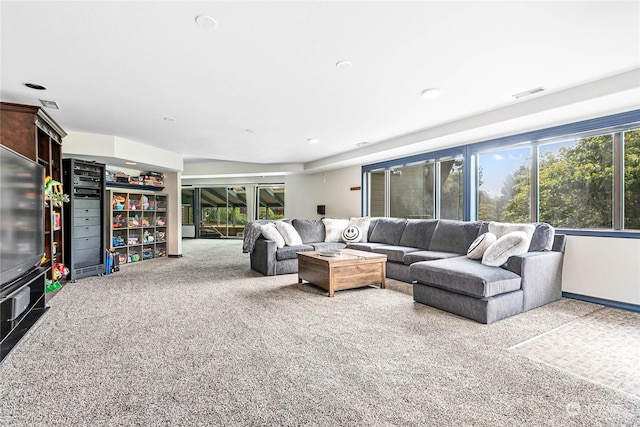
xmin=0 ymin=267 xmax=49 ymax=362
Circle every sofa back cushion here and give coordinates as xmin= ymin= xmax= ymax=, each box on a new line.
xmin=398 ymin=219 xmax=439 ymax=250
xmin=292 ymin=219 xmax=325 ymax=243
xmin=429 ymin=220 xmax=482 ymax=254
xmin=368 ymin=218 xmax=407 ymax=245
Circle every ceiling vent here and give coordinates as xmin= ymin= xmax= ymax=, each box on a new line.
xmin=39 ymin=99 xmax=59 ymax=109
xmin=512 ymin=87 xmax=545 ymax=99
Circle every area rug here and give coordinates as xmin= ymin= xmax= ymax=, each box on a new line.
xmin=509 ymin=307 xmax=640 ymax=398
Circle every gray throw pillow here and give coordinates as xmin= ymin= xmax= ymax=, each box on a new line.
xmin=292 ymin=219 xmax=325 ymax=243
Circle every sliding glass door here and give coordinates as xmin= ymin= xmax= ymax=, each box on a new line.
xmin=256 ymin=186 xmax=285 ymax=220
xmin=199 ymin=187 xmax=248 ymax=238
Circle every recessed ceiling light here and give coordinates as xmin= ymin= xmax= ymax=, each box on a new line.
xmin=25 ymin=83 xmax=46 ymax=90
xmin=335 ymin=60 xmax=352 ymax=69
xmin=307 ymin=138 xmax=319 ymax=144
xmin=163 ymin=117 xmax=176 ymax=122
xmin=421 ymin=88 xmax=441 ymax=99
xmin=39 ymin=99 xmax=59 ymax=109
xmin=125 ymin=162 xmax=137 ymax=165
xmin=245 ymin=128 xmax=254 ymax=133
xmin=195 ymin=15 xmax=217 ymax=28
xmin=512 ymin=86 xmax=545 ymax=99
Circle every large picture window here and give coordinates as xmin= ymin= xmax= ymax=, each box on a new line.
xmin=477 ymin=147 xmax=530 ymax=222
xmin=363 ymin=110 xmax=640 ymax=235
xmin=538 ymin=135 xmax=613 ymax=229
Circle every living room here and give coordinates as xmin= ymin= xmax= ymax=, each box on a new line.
xmin=1 ymin=1 xmax=639 ymax=425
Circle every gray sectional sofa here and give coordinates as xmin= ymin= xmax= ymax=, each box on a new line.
xmin=245 ymin=217 xmax=566 ymax=323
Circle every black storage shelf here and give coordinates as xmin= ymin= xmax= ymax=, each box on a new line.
xmin=106 ymin=182 xmax=164 ymax=192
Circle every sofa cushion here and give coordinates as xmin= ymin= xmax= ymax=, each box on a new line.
xmin=292 ymin=219 xmax=325 ymax=243
xmin=410 ymin=257 xmax=522 ymax=299
xmin=260 ymin=224 xmax=285 ymax=248
xmin=348 ymin=217 xmax=371 ymax=242
xmin=311 ymin=242 xmax=347 ymax=252
xmin=528 ymin=222 xmax=555 ymax=252
xmin=398 ymin=219 xmax=439 ymax=250
xmin=429 ymin=220 xmax=482 ymax=254
xmin=369 ymin=218 xmax=407 ymax=245
xmin=482 ymin=231 xmax=529 ymax=267
xmin=322 ymin=218 xmax=349 ymax=242
xmin=275 ymin=221 xmax=303 ymax=246
xmin=372 ymin=245 xmax=420 ymax=263
xmin=467 ymin=232 xmax=497 ymax=260
xmin=403 ymin=250 xmax=463 ymax=265
xmin=275 ymin=244 xmax=314 ymax=261
xmin=345 ymin=242 xmax=386 ymax=252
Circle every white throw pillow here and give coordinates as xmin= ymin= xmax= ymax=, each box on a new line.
xmin=322 ymin=218 xmax=349 ymax=242
xmin=342 ymin=225 xmax=362 ymax=242
xmin=348 ymin=217 xmax=371 ymax=242
xmin=275 ymin=221 xmax=303 ymax=246
xmin=488 ymin=222 xmax=535 ymax=243
xmin=467 ymin=232 xmax=497 ymax=260
xmin=482 ymin=231 xmax=529 ymax=267
xmin=260 ymin=224 xmax=285 ymax=249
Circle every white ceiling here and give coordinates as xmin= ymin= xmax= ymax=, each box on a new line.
xmin=1 ymin=1 xmax=639 ymax=173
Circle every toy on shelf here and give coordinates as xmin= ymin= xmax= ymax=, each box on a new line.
xmin=52 ymin=262 xmax=69 ymax=281
xmin=129 ymin=253 xmax=141 ymax=263
xmin=112 ymin=235 xmax=126 ymax=247
xmin=113 ymin=214 xmax=125 ymax=228
xmin=156 ymin=217 xmax=166 ymax=226
xmin=142 ymin=247 xmax=153 ymax=260
xmin=128 ymin=237 xmax=139 ymax=245
xmin=155 ymin=231 xmax=166 ymax=242
xmin=142 ymin=195 xmax=150 ymax=210
xmin=52 ymin=211 xmax=61 ymax=231
xmin=128 ymin=198 xmax=140 ymax=210
xmin=143 ymin=230 xmax=154 ymax=243
xmin=128 ymin=214 xmax=141 ymax=227
xmin=118 ymin=253 xmax=127 ymax=264
xmin=44 ymin=176 xmax=69 ymax=208
xmin=155 ymin=246 xmax=167 ymax=257
xmin=142 ymin=218 xmax=150 ymax=227
xmin=113 ymin=194 xmax=126 ymax=210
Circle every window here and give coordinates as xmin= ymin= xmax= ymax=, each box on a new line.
xmin=624 ymin=129 xmax=640 ymax=230
xmin=477 ymin=147 xmax=531 ymax=222
xmin=389 ymin=162 xmax=435 ymax=219
xmin=181 ymin=188 xmax=195 ymax=225
xmin=362 ymin=110 xmax=640 ymax=235
xmin=369 ymin=170 xmax=386 ymax=217
xmin=539 ymin=135 xmax=613 ymax=229
xmin=439 ymin=158 xmax=464 ymax=220
xmin=256 ymin=186 xmax=285 ymax=220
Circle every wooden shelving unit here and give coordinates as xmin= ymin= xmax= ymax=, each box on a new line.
xmin=0 ymin=102 xmax=67 ymax=301
xmin=109 ymin=190 xmax=168 ymax=265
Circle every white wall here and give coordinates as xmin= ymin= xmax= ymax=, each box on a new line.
xmin=285 ymin=166 xmax=362 ymax=219
xmin=563 ymin=236 xmax=640 ymax=305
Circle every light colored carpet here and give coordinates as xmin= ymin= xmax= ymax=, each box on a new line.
xmin=0 ymin=239 xmax=638 ymax=426
xmin=510 ymin=307 xmax=640 ymax=398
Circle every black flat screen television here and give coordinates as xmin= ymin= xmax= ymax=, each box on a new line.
xmin=0 ymin=145 xmax=45 ymax=291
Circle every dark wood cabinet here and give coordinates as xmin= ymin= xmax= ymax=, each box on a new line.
xmin=0 ymin=102 xmax=66 ymax=298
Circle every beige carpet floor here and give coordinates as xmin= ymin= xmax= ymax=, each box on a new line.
xmin=510 ymin=306 xmax=640 ymax=398
xmin=0 ymin=238 xmax=638 ymax=426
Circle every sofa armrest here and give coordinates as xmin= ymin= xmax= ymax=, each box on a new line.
xmin=504 ymin=251 xmax=564 ymax=311
xmin=250 ymin=238 xmax=277 ymax=276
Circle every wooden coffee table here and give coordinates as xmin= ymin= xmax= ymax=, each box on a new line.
xmin=297 ymin=249 xmax=387 ymax=297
